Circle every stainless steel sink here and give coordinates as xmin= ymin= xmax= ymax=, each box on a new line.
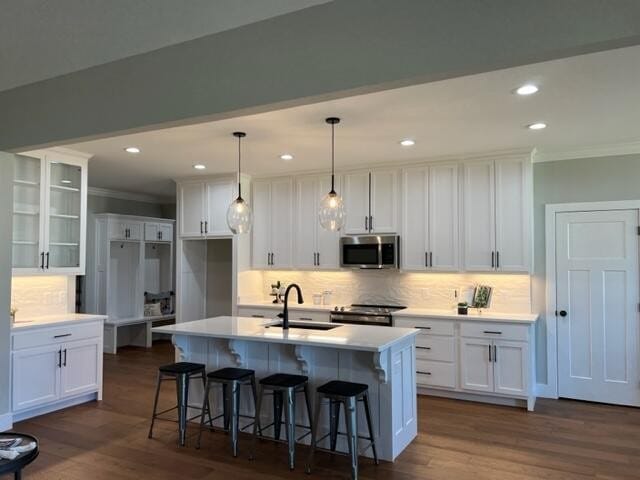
xmin=265 ymin=321 xmax=339 ymax=331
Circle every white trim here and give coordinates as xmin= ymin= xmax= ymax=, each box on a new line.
xmin=534 ymin=140 xmax=640 ymax=163
xmin=543 ymin=199 xmax=640 ymax=399
xmin=87 ymin=187 xmax=172 ymax=204
xmin=0 ymin=412 xmax=12 ymax=432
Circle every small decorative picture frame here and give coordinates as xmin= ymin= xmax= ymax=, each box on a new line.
xmin=472 ymin=285 xmax=493 ymax=309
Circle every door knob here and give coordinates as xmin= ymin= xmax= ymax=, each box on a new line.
xmin=559 ymin=310 xmax=567 ymax=317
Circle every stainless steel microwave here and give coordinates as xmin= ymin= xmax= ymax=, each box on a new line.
xmin=340 ymin=235 xmax=400 ymax=269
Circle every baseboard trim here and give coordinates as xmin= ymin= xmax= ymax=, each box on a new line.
xmin=0 ymin=412 xmax=13 ymax=432
xmin=12 ymin=392 xmax=98 ymax=423
xmin=418 ymin=387 xmax=530 ymax=409
xmin=536 ymin=382 xmax=558 ymax=399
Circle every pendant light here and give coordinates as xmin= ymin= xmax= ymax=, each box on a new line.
xmin=226 ymin=131 xmax=253 ymax=234
xmin=318 ymin=117 xmax=346 ymax=231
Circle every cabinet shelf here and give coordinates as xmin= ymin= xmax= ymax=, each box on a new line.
xmin=12 ymin=241 xmax=38 ymax=245
xmin=49 ymin=242 xmax=79 ymax=247
xmin=50 ymin=213 xmax=80 ymax=220
xmin=13 ymin=210 xmax=39 ymax=216
xmin=50 ymin=184 xmax=80 ymax=193
xmin=13 ymin=179 xmax=39 ymax=187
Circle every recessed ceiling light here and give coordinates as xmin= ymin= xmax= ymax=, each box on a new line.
xmin=280 ymin=153 xmax=294 ymax=161
xmin=193 ymin=164 xmax=206 ymax=170
xmin=515 ymin=84 xmax=539 ymax=96
xmin=400 ymin=139 xmax=415 ymax=147
xmin=527 ymin=122 xmax=547 ymax=130
xmin=124 ymin=147 xmax=141 ymax=154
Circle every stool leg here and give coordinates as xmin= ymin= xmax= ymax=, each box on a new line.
xmin=344 ymin=397 xmax=359 ymax=480
xmin=283 ymin=388 xmax=296 ymax=470
xmin=176 ymin=373 xmax=189 ymax=447
xmin=329 ymin=399 xmax=341 ymax=451
xmin=222 ymin=383 xmax=230 ymax=431
xmin=362 ymin=391 xmax=379 ymax=465
xmin=202 ymin=371 xmax=214 ymax=426
xmin=196 ymin=379 xmax=212 ymax=449
xmin=303 ymin=383 xmax=313 ymax=428
xmin=230 ymin=380 xmax=241 ymax=457
xmin=249 ymin=385 xmax=264 ymax=460
xmin=250 ymin=375 xmax=262 ymax=435
xmin=273 ymin=390 xmax=283 ymax=441
xmin=148 ymin=371 xmax=163 ymax=439
xmin=305 ymin=392 xmax=324 ymax=475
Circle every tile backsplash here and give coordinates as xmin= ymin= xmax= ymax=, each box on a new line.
xmin=11 ymin=276 xmax=74 ymax=320
xmin=239 ymin=270 xmax=532 ymax=313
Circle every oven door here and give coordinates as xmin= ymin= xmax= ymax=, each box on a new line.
xmin=330 ymin=313 xmax=392 ymax=326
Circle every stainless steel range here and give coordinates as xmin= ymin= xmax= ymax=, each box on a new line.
xmin=330 ymin=304 xmax=406 ymax=326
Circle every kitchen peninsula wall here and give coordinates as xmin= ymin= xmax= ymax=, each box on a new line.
xmin=238 ymin=270 xmax=531 ymax=313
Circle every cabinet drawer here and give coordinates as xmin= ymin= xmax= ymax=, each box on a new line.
xmin=415 ymin=336 xmax=455 ymax=362
xmin=416 ymin=360 xmax=456 ymax=389
xmin=13 ymin=322 xmax=102 ymax=351
xmin=395 ymin=317 xmax=455 ymax=336
xmin=237 ymin=308 xmax=279 ymax=319
xmin=238 ymin=307 xmax=330 ymax=323
xmin=460 ymin=322 xmax=529 ymax=341
xmin=290 ymin=311 xmax=330 ymax=323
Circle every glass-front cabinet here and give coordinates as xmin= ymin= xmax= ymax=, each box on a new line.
xmin=12 ymin=148 xmax=89 ymax=275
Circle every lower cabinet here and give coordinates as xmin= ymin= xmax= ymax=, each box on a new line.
xmin=395 ymin=316 xmax=535 ymax=410
xmin=237 ymin=306 xmax=330 ymax=323
xmin=12 ymin=320 xmax=103 ymax=419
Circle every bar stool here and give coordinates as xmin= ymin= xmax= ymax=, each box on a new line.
xmin=250 ymin=373 xmax=313 ymax=470
xmin=306 ymin=380 xmax=378 ymax=480
xmin=196 ymin=367 xmax=259 ymax=457
xmin=148 ymin=362 xmax=208 ymax=446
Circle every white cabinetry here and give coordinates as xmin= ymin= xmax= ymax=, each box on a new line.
xmin=294 ymin=174 xmax=340 ymax=269
xmin=462 ymin=156 xmax=530 ymax=272
xmin=237 ymin=306 xmax=330 ymax=323
xmin=11 ymin=319 xmax=104 ymax=420
xmin=145 ymin=222 xmax=173 ymax=242
xmin=344 ymin=169 xmax=398 ymax=234
xmin=251 ymin=177 xmax=293 ymax=269
xmin=177 ymin=177 xmax=235 ymax=237
xmin=109 ymin=219 xmax=142 ymax=241
xmin=12 ymin=148 xmax=91 ymax=275
xmin=402 ymin=164 xmax=459 ymax=271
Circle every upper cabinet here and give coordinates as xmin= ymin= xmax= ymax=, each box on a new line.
xmin=462 ymin=156 xmax=531 ymax=272
xmin=344 ymin=169 xmax=398 ymax=234
xmin=177 ymin=177 xmax=235 ymax=238
xmin=12 ymin=148 xmax=90 ymax=276
xmin=402 ymin=163 xmax=459 ymax=271
xmin=252 ymin=177 xmax=293 ymax=269
xmin=293 ymin=174 xmax=341 ymax=269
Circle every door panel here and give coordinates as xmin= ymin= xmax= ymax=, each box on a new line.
xmin=316 ymin=175 xmax=341 ymax=268
xmin=462 ymin=161 xmax=495 ymax=271
xmin=557 ymin=209 xmax=640 ymax=406
xmin=270 ymin=178 xmax=293 ymax=268
xmin=370 ymin=170 xmax=397 ymax=233
xmin=12 ymin=345 xmax=60 ymax=411
xmin=179 ymin=183 xmax=205 ymax=237
xmin=429 ymin=164 xmax=459 ymax=271
xmin=60 ymin=339 xmax=100 ymax=398
xmin=251 ymin=180 xmax=271 ymax=268
xmin=206 ymin=179 xmax=234 ymax=236
xmin=494 ymin=340 xmax=528 ymax=396
xmin=294 ymin=176 xmax=318 ymax=268
xmin=343 ymin=172 xmax=370 ymax=234
xmin=401 ymin=167 xmax=428 ymax=270
xmin=460 ymin=338 xmax=493 ymax=393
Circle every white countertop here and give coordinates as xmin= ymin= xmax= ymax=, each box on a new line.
xmin=153 ymin=316 xmax=419 ymax=352
xmin=11 ymin=313 xmax=107 ymax=331
xmin=395 ymin=308 xmax=539 ymax=323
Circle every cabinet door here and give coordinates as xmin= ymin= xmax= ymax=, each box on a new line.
xmin=12 ymin=344 xmax=61 ymax=411
xmin=370 ymin=169 xmax=398 ymax=233
xmin=109 ymin=219 xmax=127 ymax=240
xmin=206 ymin=179 xmax=234 ymax=236
xmin=293 ymin=176 xmax=318 ymax=268
xmin=158 ymin=223 xmax=173 ymax=242
xmin=495 ymin=158 xmax=530 ymax=272
xmin=316 ymin=175 xmax=341 ymax=268
xmin=60 ymin=339 xmax=100 ymax=398
xmin=126 ymin=222 xmax=142 ymax=240
xmin=401 ymin=167 xmax=428 ymax=270
xmin=179 ymin=182 xmax=206 ymax=237
xmin=493 ymin=340 xmax=528 ymax=396
xmin=12 ymin=153 xmax=45 ymax=272
xmin=251 ymin=180 xmax=271 ymax=268
xmin=343 ymin=172 xmax=370 ymax=234
xmin=460 ymin=338 xmax=494 ymax=393
xmin=144 ymin=223 xmax=159 ymax=241
xmin=429 ymin=164 xmax=459 ymax=271
xmin=46 ymin=158 xmax=84 ymax=270
xmin=270 ymin=177 xmax=293 ymax=269
xmin=462 ymin=161 xmax=495 ymax=271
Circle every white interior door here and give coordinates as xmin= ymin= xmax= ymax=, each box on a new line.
xmin=557 ymin=209 xmax=640 ymax=406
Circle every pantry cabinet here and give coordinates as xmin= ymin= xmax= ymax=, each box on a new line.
xmin=252 ymin=177 xmax=293 ymax=269
xmin=402 ymin=163 xmax=459 ymax=271
xmin=293 ymin=174 xmax=341 ymax=269
xmin=177 ymin=177 xmax=236 ymax=237
xmin=344 ymin=169 xmax=398 ymax=234
xmin=12 ymin=148 xmax=90 ymax=276
xmin=462 ymin=156 xmax=530 ymax=272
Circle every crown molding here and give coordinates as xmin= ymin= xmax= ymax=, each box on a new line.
xmin=533 ymin=141 xmax=640 ymax=163
xmin=88 ymin=187 xmax=173 ymax=204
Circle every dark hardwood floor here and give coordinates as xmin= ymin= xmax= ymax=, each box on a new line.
xmin=14 ymin=341 xmax=640 ymax=479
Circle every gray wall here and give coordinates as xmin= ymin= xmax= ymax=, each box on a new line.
xmin=0 ymin=153 xmax=14 ymax=421
xmin=532 ymin=154 xmax=640 ymax=384
xmin=2 ymin=0 xmax=640 ymax=151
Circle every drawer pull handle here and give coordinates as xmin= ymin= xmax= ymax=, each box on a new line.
xmin=54 ymin=333 xmax=72 ymax=338
xmin=417 ymin=371 xmax=432 ymax=376
xmin=251 ymin=315 xmax=265 ymax=318
xmin=416 ymin=346 xmax=431 ymax=350
xmin=483 ymin=331 xmax=502 ymax=335
xmin=299 ymin=317 xmax=313 ymax=321
xmin=416 ymin=326 xmax=431 ymax=330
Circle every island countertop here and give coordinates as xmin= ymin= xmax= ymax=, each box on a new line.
xmin=153 ymin=316 xmax=419 ymax=352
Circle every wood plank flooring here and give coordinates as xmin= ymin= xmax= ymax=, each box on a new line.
xmin=13 ymin=341 xmax=640 ymax=479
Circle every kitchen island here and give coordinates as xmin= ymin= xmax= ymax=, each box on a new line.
xmin=153 ymin=316 xmax=419 ymax=461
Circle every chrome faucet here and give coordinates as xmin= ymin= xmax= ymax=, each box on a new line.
xmin=282 ymin=283 xmax=304 ymax=330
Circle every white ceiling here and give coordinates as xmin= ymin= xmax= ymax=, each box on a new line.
xmin=0 ymin=0 xmax=330 ymax=92
xmin=68 ymin=45 xmax=640 ymax=200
